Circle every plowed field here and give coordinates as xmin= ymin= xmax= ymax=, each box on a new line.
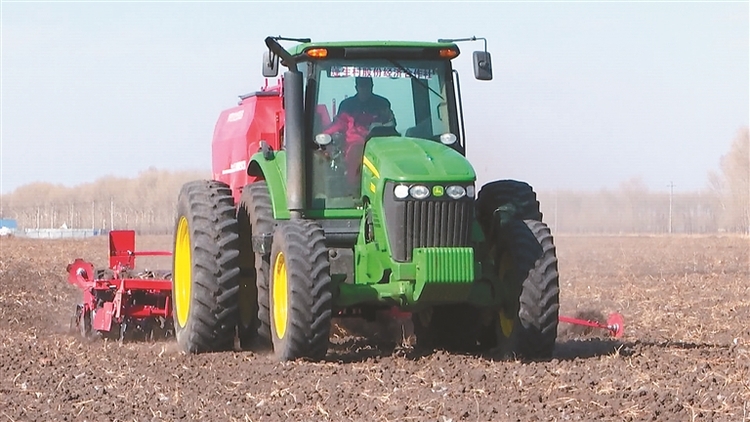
xmin=1 ymin=234 xmax=748 ymax=421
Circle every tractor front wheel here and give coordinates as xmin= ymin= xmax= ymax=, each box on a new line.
xmin=268 ymin=220 xmax=332 ymax=361
xmin=490 ymin=219 xmax=559 ymax=359
xmin=172 ymin=180 xmax=241 ymax=353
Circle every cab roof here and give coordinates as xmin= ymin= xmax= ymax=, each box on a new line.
xmin=287 ymin=40 xmax=461 ymax=59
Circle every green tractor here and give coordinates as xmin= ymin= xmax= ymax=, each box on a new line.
xmin=171 ymin=36 xmax=559 ymax=361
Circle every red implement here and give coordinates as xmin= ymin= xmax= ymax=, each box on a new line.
xmin=559 ymin=313 xmax=625 ymax=338
xmin=211 ymin=81 xmax=283 ymax=202
xmin=66 ymin=230 xmax=173 ymax=341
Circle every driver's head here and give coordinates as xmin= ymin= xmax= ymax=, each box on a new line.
xmin=355 ymin=77 xmax=374 ymax=101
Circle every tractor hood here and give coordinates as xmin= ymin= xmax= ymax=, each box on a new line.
xmin=362 ymin=137 xmax=476 ymax=183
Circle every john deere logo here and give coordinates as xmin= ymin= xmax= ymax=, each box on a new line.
xmin=433 ymin=186 xmax=444 ymax=197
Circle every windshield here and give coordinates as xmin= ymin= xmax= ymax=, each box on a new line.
xmin=307 ymin=59 xmax=455 ymax=210
xmin=311 ymin=59 xmax=453 ymax=141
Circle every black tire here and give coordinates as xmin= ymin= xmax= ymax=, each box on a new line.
xmin=79 ymin=307 xmax=92 ymax=339
xmin=268 ymin=220 xmax=332 ymax=361
xmin=476 ymin=180 xmax=542 ymax=237
xmin=236 ymin=181 xmax=274 ymax=350
xmin=172 ymin=180 xmax=241 ymax=353
xmin=412 ymin=304 xmax=481 ymax=352
xmin=490 ymin=219 xmax=559 ymax=359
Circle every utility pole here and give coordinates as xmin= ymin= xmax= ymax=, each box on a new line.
xmin=668 ymin=181 xmax=675 ymax=234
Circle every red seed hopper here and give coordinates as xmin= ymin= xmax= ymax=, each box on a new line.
xmin=67 ymin=230 xmax=173 ymax=341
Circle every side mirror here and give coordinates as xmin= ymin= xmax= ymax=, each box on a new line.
xmin=262 ymin=51 xmax=279 ymax=77
xmin=473 ymin=51 xmax=493 ymax=81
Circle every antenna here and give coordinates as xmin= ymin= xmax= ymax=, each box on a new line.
xmin=271 ymin=36 xmax=312 ymax=44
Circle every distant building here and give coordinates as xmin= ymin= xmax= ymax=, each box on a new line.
xmin=23 ymin=228 xmax=102 ymax=239
xmin=0 ymin=219 xmax=17 ymax=236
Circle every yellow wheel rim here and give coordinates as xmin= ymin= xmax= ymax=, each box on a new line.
xmin=496 ymin=251 xmax=516 ymax=338
xmin=174 ymin=216 xmax=192 ymax=327
xmin=499 ymin=311 xmax=514 ymax=338
xmin=272 ymin=252 xmax=288 ymax=339
xmin=498 ymin=252 xmax=512 ymax=279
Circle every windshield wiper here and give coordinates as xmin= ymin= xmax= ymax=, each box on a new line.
xmin=387 ymin=59 xmax=444 ymax=100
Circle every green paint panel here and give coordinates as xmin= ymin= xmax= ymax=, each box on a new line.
xmin=363 ymin=137 xmax=476 ymax=183
xmin=249 ymin=151 xmax=290 ymax=220
xmin=413 ymin=247 xmax=475 ymax=302
xmin=305 ymin=209 xmax=363 ymax=219
xmin=336 ymin=281 xmax=414 ymax=308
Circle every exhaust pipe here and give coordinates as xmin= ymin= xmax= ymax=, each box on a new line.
xmin=283 ymin=70 xmax=305 ymax=219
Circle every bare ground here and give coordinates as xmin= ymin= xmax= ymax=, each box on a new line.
xmin=1 ymin=234 xmax=749 ymax=421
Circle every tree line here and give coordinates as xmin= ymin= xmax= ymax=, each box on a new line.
xmin=1 ymin=129 xmax=748 ymax=235
xmin=539 ymin=184 xmax=722 ymax=234
xmin=0 ymin=168 xmax=208 ymax=235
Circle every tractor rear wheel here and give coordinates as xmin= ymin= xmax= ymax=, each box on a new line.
xmin=268 ymin=220 xmax=332 ymax=361
xmin=491 ymin=219 xmax=559 ymax=359
xmin=476 ymin=180 xmax=542 ymax=236
xmin=237 ymin=181 xmax=274 ymax=350
xmin=172 ymin=180 xmax=241 ymax=353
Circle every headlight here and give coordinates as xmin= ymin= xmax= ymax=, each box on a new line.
xmin=409 ymin=185 xmax=430 ymax=199
xmin=466 ymin=185 xmax=475 ymax=198
xmin=440 ymin=133 xmax=457 ymax=145
xmin=314 ymin=133 xmax=332 ymax=146
xmin=446 ymin=185 xmax=466 ymax=199
xmin=394 ymin=184 xmax=409 ymax=199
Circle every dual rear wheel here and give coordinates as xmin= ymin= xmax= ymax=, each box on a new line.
xmin=172 ymin=180 xmax=332 ymax=360
xmin=172 ymin=181 xmax=240 ymax=353
xmin=236 ymin=181 xmax=274 ymax=350
xmin=477 ymin=181 xmax=559 ymax=359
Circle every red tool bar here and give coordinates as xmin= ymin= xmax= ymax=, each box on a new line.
xmin=558 ymin=313 xmax=625 ymax=338
xmin=124 ymin=305 xmax=171 ymax=318
xmin=121 ymin=279 xmax=172 ymax=291
xmin=90 ymin=279 xmax=171 ymax=292
xmin=558 ymin=316 xmax=606 ymax=329
xmin=130 ymin=251 xmax=172 ymax=257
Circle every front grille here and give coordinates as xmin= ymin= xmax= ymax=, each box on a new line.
xmin=383 ymin=182 xmax=472 ymax=262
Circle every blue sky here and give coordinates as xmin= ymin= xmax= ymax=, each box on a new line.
xmin=1 ymin=1 xmax=748 ymax=194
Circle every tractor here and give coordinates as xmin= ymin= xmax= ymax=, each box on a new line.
xmin=171 ymin=36 xmax=560 ymax=361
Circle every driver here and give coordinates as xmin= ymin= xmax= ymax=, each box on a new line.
xmin=337 ymin=77 xmax=393 ymax=126
xmin=321 ymin=77 xmax=395 ymax=185
xmin=324 ymin=77 xmax=395 ymax=142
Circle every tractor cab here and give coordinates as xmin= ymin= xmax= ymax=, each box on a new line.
xmin=262 ymin=38 xmax=493 ymax=212
xmin=304 ymin=49 xmax=462 ymax=209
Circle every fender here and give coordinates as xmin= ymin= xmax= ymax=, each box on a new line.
xmin=247 ymin=151 xmax=291 ymax=220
